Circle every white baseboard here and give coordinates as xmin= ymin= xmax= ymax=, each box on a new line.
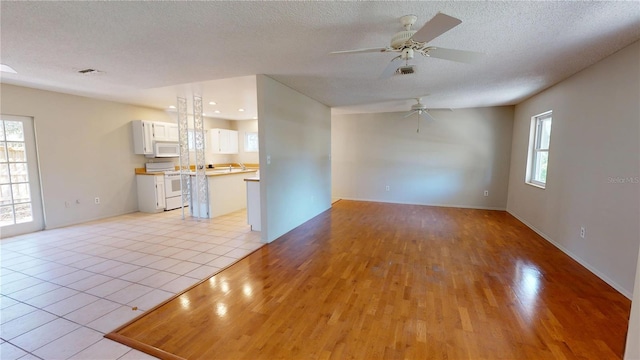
xmin=45 ymin=209 xmax=139 ymax=231
xmin=507 ymin=210 xmax=632 ymax=299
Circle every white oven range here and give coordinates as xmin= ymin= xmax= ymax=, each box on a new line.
xmin=163 ymin=170 xmax=185 ymax=210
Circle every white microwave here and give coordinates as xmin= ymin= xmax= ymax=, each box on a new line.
xmin=150 ymin=142 xmax=180 ymax=158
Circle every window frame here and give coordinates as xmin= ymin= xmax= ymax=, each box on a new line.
xmin=526 ymin=111 xmax=552 ymax=189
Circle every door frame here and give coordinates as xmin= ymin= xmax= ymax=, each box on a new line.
xmin=0 ymin=114 xmax=45 ymax=238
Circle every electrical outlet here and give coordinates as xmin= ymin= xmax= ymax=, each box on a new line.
xmin=94 ymin=197 xmax=100 ymax=205
xmin=266 ymin=155 xmax=271 ymax=165
xmin=385 ymin=185 xmax=390 ymax=191
xmin=484 ymin=190 xmax=489 ymax=197
xmin=580 ymin=227 xmax=585 ymax=238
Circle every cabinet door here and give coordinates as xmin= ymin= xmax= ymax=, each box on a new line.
xmin=153 ymin=123 xmax=169 ymax=141
xmin=167 ymin=124 xmax=179 ymax=141
xmin=219 ymin=129 xmax=231 ymax=153
xmin=227 ymin=130 xmax=239 ymax=154
xmin=133 ymin=120 xmax=154 ymax=155
xmin=143 ymin=122 xmax=154 ymax=153
xmin=210 ymin=129 xmax=222 ymax=153
xmin=155 ymin=176 xmax=166 ymax=210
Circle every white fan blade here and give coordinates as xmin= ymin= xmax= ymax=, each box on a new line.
xmin=421 ymin=110 xmax=437 ymax=122
xmin=380 ymin=56 xmax=403 ymax=78
xmin=330 ymin=47 xmax=391 ymax=55
xmin=426 ymin=47 xmax=484 ymax=64
xmin=404 ymin=110 xmax=419 ymax=118
xmin=411 ymin=13 xmax=462 ymax=44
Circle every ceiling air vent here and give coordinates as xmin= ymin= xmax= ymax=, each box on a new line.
xmin=397 ymin=65 xmax=415 ymax=75
xmin=77 ymin=68 xmax=101 ymax=75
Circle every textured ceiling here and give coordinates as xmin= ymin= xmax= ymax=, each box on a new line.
xmin=1 ymin=1 xmax=639 ymax=119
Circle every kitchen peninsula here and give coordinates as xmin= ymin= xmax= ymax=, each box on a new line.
xmin=189 ymin=167 xmax=258 ymax=218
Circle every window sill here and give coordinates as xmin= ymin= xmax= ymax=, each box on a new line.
xmin=526 ymin=181 xmax=546 ymax=189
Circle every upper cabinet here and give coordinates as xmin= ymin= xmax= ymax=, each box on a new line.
xmin=153 ymin=122 xmax=179 ymax=142
xmin=210 ymin=128 xmax=238 ymax=154
xmin=132 ymin=120 xmax=179 ymax=155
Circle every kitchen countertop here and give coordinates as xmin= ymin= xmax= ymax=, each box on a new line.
xmin=135 ymin=169 xmax=166 ymax=176
xmin=135 ymin=167 xmax=258 ymax=176
xmin=189 ymin=169 xmax=258 ymax=177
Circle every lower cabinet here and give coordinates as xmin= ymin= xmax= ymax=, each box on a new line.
xmin=136 ymin=174 xmax=165 ymax=213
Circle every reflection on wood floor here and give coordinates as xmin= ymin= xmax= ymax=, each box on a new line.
xmin=107 ymin=200 xmax=631 ymax=359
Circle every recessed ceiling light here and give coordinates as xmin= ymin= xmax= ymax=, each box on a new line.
xmin=238 ymin=108 xmax=245 ymax=112
xmin=214 ymin=110 xmax=221 ymax=114
xmin=252 ymin=117 xmax=258 ymax=120
xmin=0 ymin=64 xmax=17 ymax=74
xmin=209 ymin=101 xmax=216 ymax=105
xmin=168 ymin=105 xmax=176 ymax=109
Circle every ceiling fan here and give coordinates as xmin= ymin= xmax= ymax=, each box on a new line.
xmin=404 ymin=97 xmax=451 ymax=133
xmin=330 ymin=13 xmax=483 ymax=77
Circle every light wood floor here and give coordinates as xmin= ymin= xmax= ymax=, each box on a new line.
xmin=108 ymin=200 xmax=631 ymax=359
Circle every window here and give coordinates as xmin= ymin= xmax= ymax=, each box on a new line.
xmin=245 ymin=132 xmax=259 ymax=152
xmin=526 ymin=111 xmax=552 ymax=188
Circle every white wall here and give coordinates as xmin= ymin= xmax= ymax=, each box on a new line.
xmin=0 ymin=84 xmax=175 ymax=229
xmin=624 ymin=41 xmax=640 ymax=359
xmin=506 ymin=41 xmax=640 ymax=297
xmin=256 ymin=75 xmax=331 ymax=243
xmin=332 ymin=107 xmax=514 ymax=209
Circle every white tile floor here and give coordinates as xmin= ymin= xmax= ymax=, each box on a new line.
xmin=0 ymin=209 xmax=263 ymax=359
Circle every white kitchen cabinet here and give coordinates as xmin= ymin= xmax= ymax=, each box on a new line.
xmin=136 ymin=174 xmax=166 ymax=213
xmin=209 ymin=128 xmax=238 ymax=154
xmin=154 ymin=122 xmax=179 ymax=142
xmin=132 ymin=120 xmax=179 ymax=155
xmin=132 ymin=120 xmax=155 ymax=155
